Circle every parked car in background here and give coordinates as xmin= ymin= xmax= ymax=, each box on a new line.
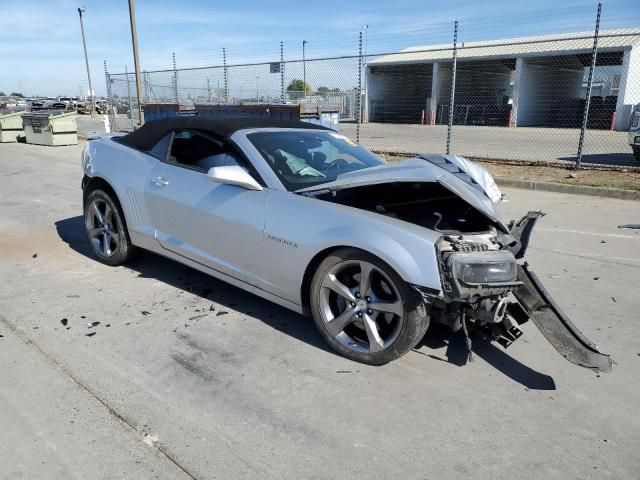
xmin=630 ymin=104 xmax=640 ymax=161
xmin=80 ymin=117 xmax=611 ymax=372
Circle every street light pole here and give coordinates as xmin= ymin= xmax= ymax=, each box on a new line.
xmin=302 ymin=40 xmax=308 ymax=99
xmin=127 ymin=0 xmax=144 ymax=125
xmin=77 ymin=7 xmax=95 ymax=117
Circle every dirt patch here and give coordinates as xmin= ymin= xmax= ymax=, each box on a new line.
xmin=480 ymin=162 xmax=640 ymax=192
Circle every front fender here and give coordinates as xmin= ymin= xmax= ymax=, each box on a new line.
xmin=262 ymin=190 xmax=443 ymax=305
xmin=309 ymin=224 xmax=442 ymax=293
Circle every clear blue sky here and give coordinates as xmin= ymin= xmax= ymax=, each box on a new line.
xmin=1 ymin=0 xmax=638 ymax=96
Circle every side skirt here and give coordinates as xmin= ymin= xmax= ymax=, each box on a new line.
xmin=129 ymin=231 xmax=304 ymax=315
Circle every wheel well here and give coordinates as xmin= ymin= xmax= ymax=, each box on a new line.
xmin=83 ymin=176 xmax=119 ymax=208
xmin=299 ymin=245 xmax=355 ymax=315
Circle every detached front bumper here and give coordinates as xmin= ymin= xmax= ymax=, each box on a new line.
xmin=513 ymin=263 xmax=612 ymax=373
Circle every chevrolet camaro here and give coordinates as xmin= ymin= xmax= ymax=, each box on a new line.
xmin=80 ymin=117 xmax=611 ymax=371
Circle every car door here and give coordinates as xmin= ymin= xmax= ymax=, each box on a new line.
xmin=144 ymin=129 xmax=268 ymax=286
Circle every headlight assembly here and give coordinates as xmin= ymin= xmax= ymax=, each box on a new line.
xmin=448 ymin=250 xmax=517 ymax=285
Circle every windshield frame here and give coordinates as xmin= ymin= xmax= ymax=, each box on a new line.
xmin=238 ymin=128 xmax=385 ymax=192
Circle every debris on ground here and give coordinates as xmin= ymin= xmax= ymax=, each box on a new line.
xmin=618 ymin=224 xmax=640 ymax=230
xmin=142 ymin=434 xmax=159 ymax=447
xmin=189 ymin=314 xmax=207 ymax=321
xmin=85 ymin=332 xmax=96 ymax=337
xmin=336 ymin=370 xmax=352 ymax=374
xmin=61 ymin=318 xmax=68 ymax=326
xmin=216 ymin=311 xmax=228 ymax=316
xmin=105 ymin=324 xmax=111 ymax=327
xmin=80 ymin=315 xmax=86 ymax=319
xmin=141 ymin=311 xmax=151 ymax=316
xmin=593 ymin=276 xmax=600 ymax=280
xmin=32 ymin=253 xmax=37 ymax=258
xmin=209 ymin=304 xmax=215 ymax=311
xmin=600 ymin=240 xmax=607 ymax=244
xmin=567 ymin=172 xmax=577 ymax=179
xmin=66 ymin=294 xmax=80 ymax=298
xmin=611 ymin=296 xmax=616 ymax=303
xmin=88 ymin=321 xmax=100 ymax=328
xmin=0 ymin=334 xmax=4 ymax=338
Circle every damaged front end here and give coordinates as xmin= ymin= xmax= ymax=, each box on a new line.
xmin=426 ymin=212 xmax=612 ymax=373
xmin=300 ymin=157 xmax=611 ymax=372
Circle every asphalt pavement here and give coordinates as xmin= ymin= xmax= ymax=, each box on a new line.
xmin=0 ymin=141 xmax=639 ymax=479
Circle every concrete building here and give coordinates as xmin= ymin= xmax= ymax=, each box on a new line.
xmin=366 ymin=29 xmax=640 ymax=131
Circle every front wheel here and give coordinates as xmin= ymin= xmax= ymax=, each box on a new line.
xmin=310 ymin=248 xmax=429 ymax=365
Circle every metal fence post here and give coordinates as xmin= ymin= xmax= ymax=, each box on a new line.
xmin=280 ymin=41 xmax=285 ymax=103
xmin=207 ymin=78 xmax=212 ymax=102
xmin=446 ymin=20 xmax=458 ymax=155
xmin=576 ymin=3 xmax=602 ymax=169
xmin=125 ymin=65 xmax=134 ymax=130
xmin=223 ymin=48 xmax=228 ymax=103
xmin=142 ymin=70 xmax=149 ymax=103
xmin=104 ymin=60 xmax=114 ymax=130
xmin=172 ymin=52 xmax=179 ymax=105
xmin=356 ymin=31 xmax=363 ymax=144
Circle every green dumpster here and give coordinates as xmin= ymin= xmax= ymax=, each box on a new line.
xmin=22 ymin=111 xmax=78 ymax=146
xmin=0 ymin=111 xmax=24 ymax=143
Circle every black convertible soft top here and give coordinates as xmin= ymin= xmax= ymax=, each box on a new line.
xmin=116 ymin=116 xmax=332 ymax=151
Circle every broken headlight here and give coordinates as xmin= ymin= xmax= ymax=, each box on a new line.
xmin=449 ymin=250 xmax=517 ymax=285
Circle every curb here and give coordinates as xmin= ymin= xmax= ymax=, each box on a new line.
xmin=496 ymin=177 xmax=640 ymax=201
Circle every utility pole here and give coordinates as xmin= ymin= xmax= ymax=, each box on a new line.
xmin=77 ymin=7 xmax=95 ymax=117
xmin=302 ymin=40 xmax=308 ymax=99
xmin=127 ymin=0 xmax=144 ymax=125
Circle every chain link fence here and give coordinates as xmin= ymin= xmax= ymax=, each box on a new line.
xmin=106 ymin=3 xmax=640 ymax=167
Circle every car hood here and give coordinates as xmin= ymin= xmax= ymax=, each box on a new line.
xmin=296 ymin=158 xmax=508 ymax=232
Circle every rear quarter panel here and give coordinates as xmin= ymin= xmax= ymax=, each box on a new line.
xmin=84 ymin=138 xmax=158 ymax=239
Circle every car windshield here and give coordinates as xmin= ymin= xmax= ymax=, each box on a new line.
xmin=247 ymin=130 xmax=385 ymax=191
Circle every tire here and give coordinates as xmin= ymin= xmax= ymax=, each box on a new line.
xmin=84 ymin=188 xmax=138 ymax=266
xmin=632 ymin=146 xmax=640 ymax=162
xmin=310 ymin=248 xmax=429 ymax=365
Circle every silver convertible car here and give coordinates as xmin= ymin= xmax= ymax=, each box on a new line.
xmin=81 ymin=117 xmax=611 ymax=371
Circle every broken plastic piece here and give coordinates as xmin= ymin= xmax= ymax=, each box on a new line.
xmin=507 ymin=211 xmax=545 ymax=259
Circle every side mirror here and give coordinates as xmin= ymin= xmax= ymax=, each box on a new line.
xmin=207 ymin=165 xmax=263 ymax=191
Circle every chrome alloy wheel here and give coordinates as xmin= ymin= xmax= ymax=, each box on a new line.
xmin=85 ymin=198 xmax=119 ymax=258
xmin=319 ymin=260 xmax=405 ymax=353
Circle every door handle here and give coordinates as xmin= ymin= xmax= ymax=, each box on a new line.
xmin=152 ymin=176 xmax=169 ymax=187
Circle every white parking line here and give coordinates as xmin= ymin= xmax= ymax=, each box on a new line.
xmin=537 ymin=228 xmax=638 ymax=240
xmin=532 ymin=247 xmax=640 ymax=263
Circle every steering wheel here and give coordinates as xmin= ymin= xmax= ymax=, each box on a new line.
xmin=326 ymin=158 xmax=349 ymax=170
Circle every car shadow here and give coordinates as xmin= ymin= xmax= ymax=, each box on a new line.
xmin=56 ymin=214 xmax=555 ymax=389
xmin=416 ymin=323 xmax=556 ymax=390
xmin=54 ymin=215 xmax=334 ymax=357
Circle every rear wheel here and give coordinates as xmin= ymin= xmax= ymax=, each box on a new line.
xmin=632 ymin=145 xmax=640 ymax=162
xmin=310 ymin=248 xmax=429 ymax=365
xmin=84 ymin=189 xmax=138 ymax=266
